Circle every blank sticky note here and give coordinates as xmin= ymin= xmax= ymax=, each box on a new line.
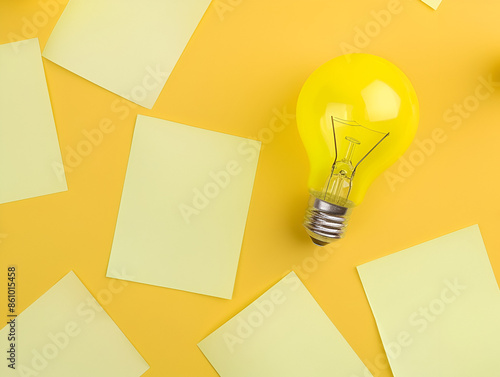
xmin=357 ymin=225 xmax=500 ymax=377
xmin=421 ymin=0 xmax=442 ymax=10
xmin=0 ymin=38 xmax=67 ymax=205
xmin=106 ymin=115 xmax=261 ymax=299
xmin=0 ymin=271 xmax=149 ymax=377
xmin=198 ymin=272 xmax=372 ymax=377
xmin=42 ymin=0 xmax=211 ymax=109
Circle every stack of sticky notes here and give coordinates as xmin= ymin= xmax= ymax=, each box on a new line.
xmin=0 ymin=272 xmax=149 ymax=377
xmin=106 ymin=115 xmax=261 ymax=299
xmin=0 ymin=38 xmax=67 ymax=204
xmin=199 ymin=272 xmax=372 ymax=377
xmin=43 ymin=0 xmax=212 ymax=108
xmin=357 ymin=225 xmax=500 ymax=376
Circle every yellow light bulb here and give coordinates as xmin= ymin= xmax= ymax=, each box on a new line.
xmin=297 ymin=54 xmax=419 ymax=245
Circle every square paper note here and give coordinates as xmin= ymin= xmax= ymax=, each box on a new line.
xmin=421 ymin=0 xmax=442 ymax=10
xmin=357 ymin=225 xmax=500 ymax=377
xmin=198 ymin=272 xmax=372 ymax=377
xmin=0 ymin=38 xmax=67 ymax=204
xmin=107 ymin=115 xmax=261 ymax=299
xmin=0 ymin=271 xmax=149 ymax=377
xmin=43 ymin=0 xmax=212 ymax=108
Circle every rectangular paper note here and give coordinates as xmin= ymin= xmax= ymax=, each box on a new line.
xmin=106 ymin=115 xmax=261 ymax=299
xmin=0 ymin=271 xmax=149 ymax=377
xmin=357 ymin=225 xmax=500 ymax=377
xmin=43 ymin=0 xmax=212 ymax=109
xmin=421 ymin=0 xmax=442 ymax=10
xmin=198 ymin=272 xmax=372 ymax=377
xmin=0 ymin=38 xmax=67 ymax=204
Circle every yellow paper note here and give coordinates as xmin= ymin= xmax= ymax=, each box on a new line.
xmin=0 ymin=38 xmax=67 ymax=205
xmin=42 ymin=0 xmax=211 ymax=109
xmin=106 ymin=115 xmax=261 ymax=299
xmin=198 ymin=272 xmax=372 ymax=377
xmin=421 ymin=0 xmax=442 ymax=10
xmin=357 ymin=225 xmax=500 ymax=377
xmin=0 ymin=271 xmax=149 ymax=377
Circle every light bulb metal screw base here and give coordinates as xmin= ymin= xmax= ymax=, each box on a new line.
xmin=303 ymin=195 xmax=352 ymax=246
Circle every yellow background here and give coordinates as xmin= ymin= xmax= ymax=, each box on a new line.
xmin=1 ymin=0 xmax=499 ymax=376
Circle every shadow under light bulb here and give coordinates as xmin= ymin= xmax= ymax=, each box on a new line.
xmin=297 ymin=54 xmax=419 ymax=245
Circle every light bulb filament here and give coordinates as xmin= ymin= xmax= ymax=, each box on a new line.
xmin=323 ymin=116 xmax=390 ymax=206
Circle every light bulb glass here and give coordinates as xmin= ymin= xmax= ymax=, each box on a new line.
xmin=297 ymin=54 xmax=419 ymax=245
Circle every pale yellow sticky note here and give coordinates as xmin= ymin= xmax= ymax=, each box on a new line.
xmin=421 ymin=0 xmax=442 ymax=10
xmin=357 ymin=225 xmax=500 ymax=377
xmin=0 ymin=38 xmax=67 ymax=204
xmin=106 ymin=115 xmax=261 ymax=299
xmin=42 ymin=0 xmax=211 ymax=109
xmin=0 ymin=271 xmax=149 ymax=377
xmin=198 ymin=272 xmax=372 ymax=377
